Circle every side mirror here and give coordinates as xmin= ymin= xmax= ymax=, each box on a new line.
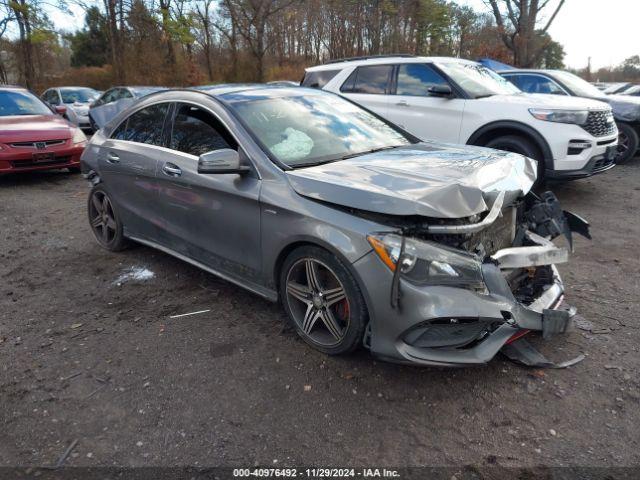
xmin=54 ymin=105 xmax=67 ymax=115
xmin=197 ymin=149 xmax=250 ymax=175
xmin=428 ymin=85 xmax=453 ymax=97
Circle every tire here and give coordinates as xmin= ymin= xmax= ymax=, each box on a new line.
xmin=484 ymin=134 xmax=545 ymax=180
xmin=87 ymin=185 xmax=128 ymax=251
xmin=68 ymin=166 xmax=81 ymax=174
xmin=615 ymin=122 xmax=639 ymax=164
xmin=279 ymin=246 xmax=368 ymax=355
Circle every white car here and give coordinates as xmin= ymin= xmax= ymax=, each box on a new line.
xmin=304 ymin=56 xmax=618 ymax=180
xmin=41 ymin=87 xmax=100 ymax=132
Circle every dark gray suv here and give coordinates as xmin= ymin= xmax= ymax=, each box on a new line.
xmin=81 ymin=86 xmax=590 ymax=366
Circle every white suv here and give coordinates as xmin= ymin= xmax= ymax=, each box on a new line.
xmin=304 ymin=56 xmax=618 ymax=180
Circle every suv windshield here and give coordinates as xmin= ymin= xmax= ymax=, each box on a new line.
xmin=228 ymin=92 xmax=412 ymax=167
xmin=0 ymin=90 xmax=52 ymax=116
xmin=435 ymin=62 xmax=520 ymax=98
xmin=552 ymin=71 xmax=607 ymax=99
xmin=60 ymin=88 xmax=99 ymax=103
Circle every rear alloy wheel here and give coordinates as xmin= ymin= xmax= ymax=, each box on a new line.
xmin=615 ymin=122 xmax=639 ymax=164
xmin=281 ymin=247 xmax=367 ymax=355
xmin=87 ymin=186 xmax=127 ymax=251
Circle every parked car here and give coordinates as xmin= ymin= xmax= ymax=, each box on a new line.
xmin=0 ymin=85 xmax=87 ymax=174
xmin=621 ymin=85 xmax=640 ymax=97
xmin=41 ymin=86 xmax=100 ymax=132
xmin=89 ymin=86 xmax=166 ymax=130
xmin=81 ymin=86 xmax=589 ymax=367
xmin=602 ymin=82 xmax=634 ymax=95
xmin=304 ymin=56 xmax=617 ymax=180
xmin=500 ymin=69 xmax=640 ymax=163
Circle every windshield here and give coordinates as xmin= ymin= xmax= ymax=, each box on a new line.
xmin=622 ymin=86 xmax=640 ymax=95
xmin=552 ymin=71 xmax=606 ymax=98
xmin=228 ymin=92 xmax=412 ymax=167
xmin=435 ymin=62 xmax=520 ymax=98
xmin=60 ymin=88 xmax=99 ymax=103
xmin=0 ymin=90 xmax=52 ymax=116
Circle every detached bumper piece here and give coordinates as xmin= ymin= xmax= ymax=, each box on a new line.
xmin=501 ymin=337 xmax=585 ymax=368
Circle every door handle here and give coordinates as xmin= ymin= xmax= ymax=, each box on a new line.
xmin=395 ymin=100 xmax=409 ymax=107
xmin=162 ymin=163 xmax=182 ymax=177
xmin=106 ymin=152 xmax=120 ymax=163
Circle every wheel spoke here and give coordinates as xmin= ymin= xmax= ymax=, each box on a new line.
xmin=105 ymin=216 xmax=116 ymax=230
xmin=92 ymin=194 xmax=103 ymax=213
xmin=102 ymin=196 xmax=109 ymax=214
xmin=323 ymin=285 xmax=346 ymax=307
xmin=319 ymin=308 xmax=343 ymax=340
xmin=91 ymin=216 xmax=103 ymax=228
xmin=305 ymin=259 xmax=321 ymax=292
xmin=287 ymin=281 xmax=312 ymax=305
xmin=101 ymin=222 xmax=109 ymax=242
xmin=301 ymin=305 xmax=319 ymax=335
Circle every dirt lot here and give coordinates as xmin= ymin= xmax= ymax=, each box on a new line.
xmin=1 ymin=161 xmax=640 ymax=473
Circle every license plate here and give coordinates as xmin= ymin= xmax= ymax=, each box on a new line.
xmin=31 ymin=152 xmax=55 ymax=163
xmin=605 ymin=145 xmax=617 ymax=160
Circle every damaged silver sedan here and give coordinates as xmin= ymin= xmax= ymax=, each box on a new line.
xmin=81 ymin=86 xmax=589 ymax=367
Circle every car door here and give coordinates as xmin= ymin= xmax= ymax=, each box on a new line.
xmin=97 ymin=102 xmax=171 ymax=240
xmin=155 ymin=102 xmax=262 ymax=282
xmin=338 ymin=65 xmax=392 ymax=118
xmin=386 ymin=63 xmax=465 ymax=143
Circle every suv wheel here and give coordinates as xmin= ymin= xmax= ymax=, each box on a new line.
xmin=484 ymin=135 xmax=544 ymax=179
xmin=615 ymin=122 xmax=639 ymax=164
xmin=87 ymin=185 xmax=128 ymax=251
xmin=280 ymin=246 xmax=368 ymax=355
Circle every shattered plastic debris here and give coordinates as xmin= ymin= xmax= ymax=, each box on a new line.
xmin=114 ymin=267 xmax=155 ymax=285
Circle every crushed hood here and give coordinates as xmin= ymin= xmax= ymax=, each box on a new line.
xmin=286 ymin=143 xmax=537 ymax=219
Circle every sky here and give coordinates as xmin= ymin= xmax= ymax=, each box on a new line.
xmin=458 ymin=0 xmax=639 ymax=70
xmin=45 ymin=0 xmax=639 ymax=70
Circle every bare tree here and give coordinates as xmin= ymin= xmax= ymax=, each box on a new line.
xmin=486 ymin=0 xmax=565 ymax=67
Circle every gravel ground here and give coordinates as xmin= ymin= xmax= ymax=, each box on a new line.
xmin=1 ymin=161 xmax=639 ymax=473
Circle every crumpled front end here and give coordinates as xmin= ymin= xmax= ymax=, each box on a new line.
xmin=356 ymin=191 xmax=589 ymax=367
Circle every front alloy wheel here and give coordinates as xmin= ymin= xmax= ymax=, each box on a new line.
xmin=281 ymin=247 xmax=368 ymax=355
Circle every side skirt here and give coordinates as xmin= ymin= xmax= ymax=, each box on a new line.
xmin=128 ymin=235 xmax=279 ymax=303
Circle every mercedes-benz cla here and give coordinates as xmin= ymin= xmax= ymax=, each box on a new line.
xmin=80 ymin=86 xmax=590 ymax=366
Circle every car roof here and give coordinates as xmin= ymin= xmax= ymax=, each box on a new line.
xmin=498 ymin=69 xmax=553 ymax=74
xmin=0 ymin=84 xmax=26 ymax=91
xmin=305 ymin=55 xmax=479 ymax=71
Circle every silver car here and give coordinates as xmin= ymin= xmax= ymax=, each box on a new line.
xmin=81 ymin=86 xmax=590 ymax=367
xmin=41 ymin=87 xmax=100 ymax=131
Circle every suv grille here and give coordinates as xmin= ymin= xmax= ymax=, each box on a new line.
xmin=581 ymin=110 xmax=616 ymax=137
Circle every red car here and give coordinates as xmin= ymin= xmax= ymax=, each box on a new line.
xmin=0 ymin=86 xmax=87 ymax=174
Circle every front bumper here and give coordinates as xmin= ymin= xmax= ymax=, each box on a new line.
xmin=547 ymin=148 xmax=616 ymax=180
xmin=354 ymin=242 xmax=574 ymax=367
xmin=0 ymin=143 xmax=84 ymax=173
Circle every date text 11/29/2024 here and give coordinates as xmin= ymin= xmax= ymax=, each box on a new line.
xmin=233 ymin=468 xmax=401 ymax=478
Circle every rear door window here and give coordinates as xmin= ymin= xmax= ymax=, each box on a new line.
xmin=169 ymin=104 xmax=237 ymax=156
xmin=395 ymin=64 xmax=449 ymax=96
xmin=301 ymin=70 xmax=340 ymax=88
xmin=340 ymin=65 xmax=392 ymax=94
xmin=111 ymin=103 xmax=170 ymax=145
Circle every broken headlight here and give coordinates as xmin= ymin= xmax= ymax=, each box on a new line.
xmin=367 ymin=233 xmax=485 ymax=289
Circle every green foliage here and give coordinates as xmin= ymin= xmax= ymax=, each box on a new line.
xmin=66 ymin=6 xmax=109 ymax=67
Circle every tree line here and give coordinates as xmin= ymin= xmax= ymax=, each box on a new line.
xmin=0 ymin=0 xmax=571 ymax=91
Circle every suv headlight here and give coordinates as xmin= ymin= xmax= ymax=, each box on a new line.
xmin=72 ymin=128 xmax=87 ymax=145
xmin=529 ymin=108 xmax=589 ymax=125
xmin=367 ymin=233 xmax=485 ymax=289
